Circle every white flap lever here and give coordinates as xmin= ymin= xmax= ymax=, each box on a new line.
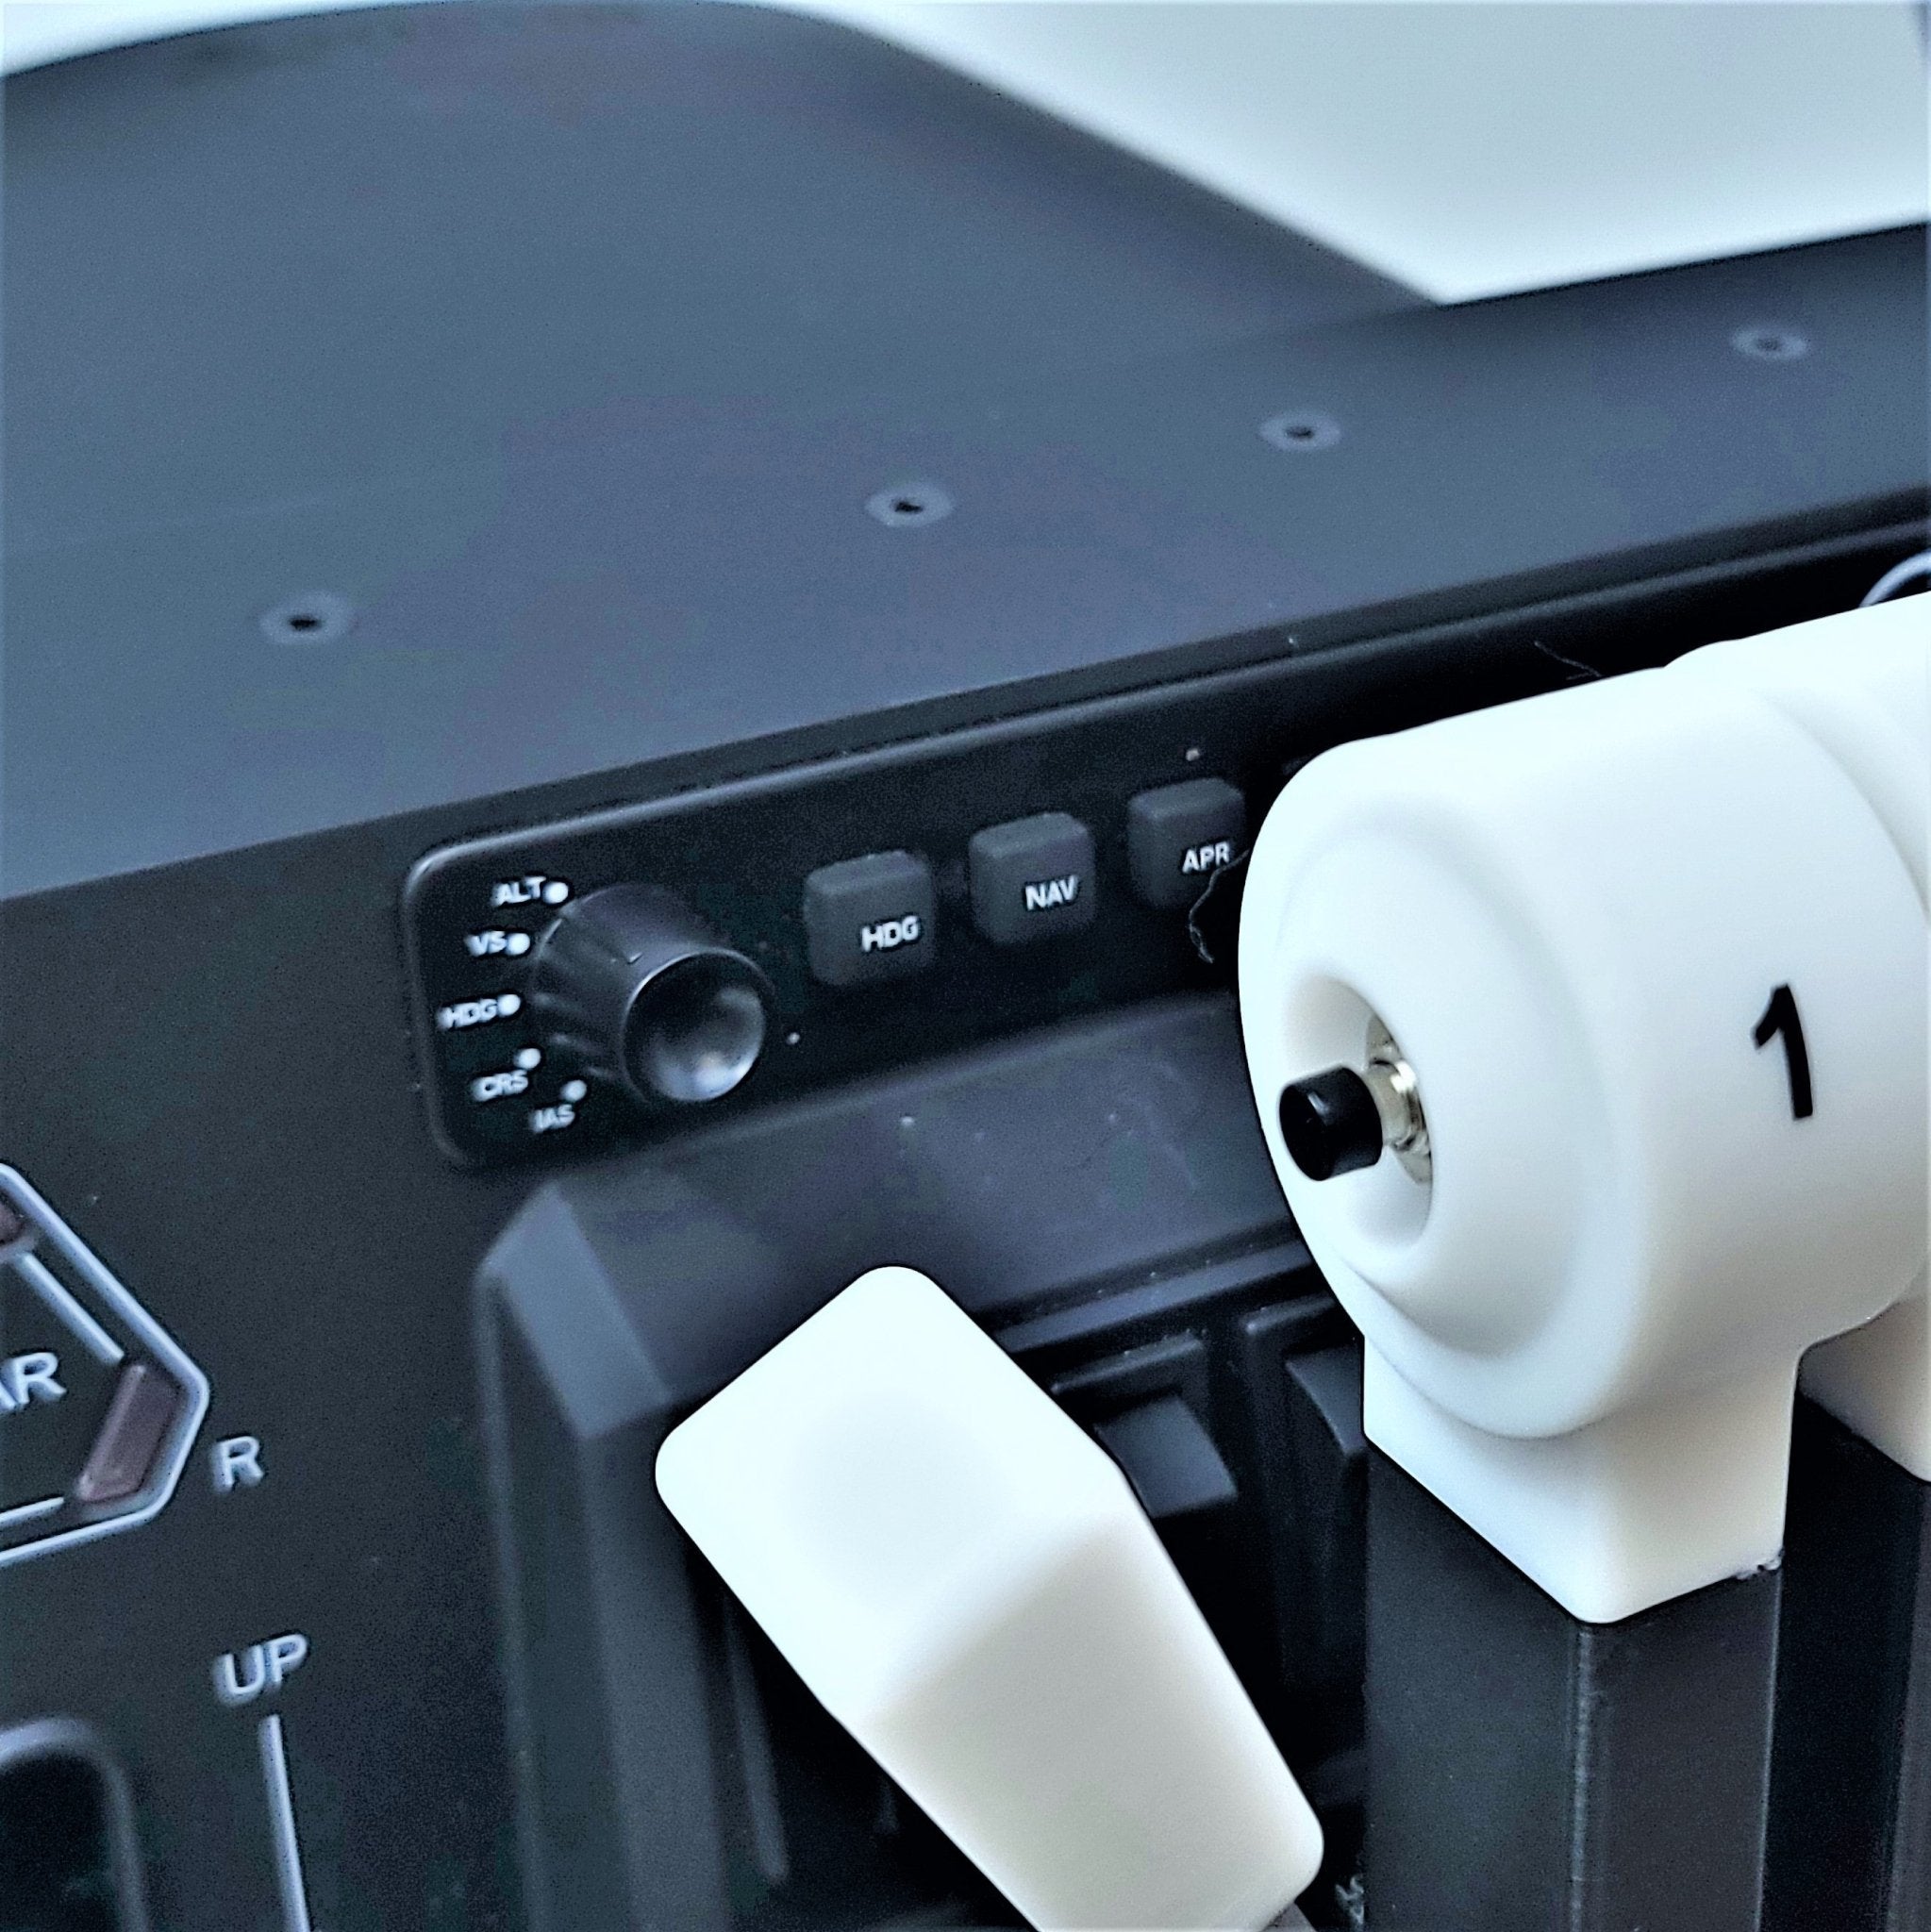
xmin=657 ymin=1266 xmax=1322 ymax=1932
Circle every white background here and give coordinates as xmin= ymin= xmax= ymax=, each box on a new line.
xmin=3 ymin=1 xmax=1927 ymax=299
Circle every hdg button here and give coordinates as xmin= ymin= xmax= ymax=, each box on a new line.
xmin=803 ymin=852 xmax=937 ymax=988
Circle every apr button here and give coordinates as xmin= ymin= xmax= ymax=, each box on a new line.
xmin=1128 ymin=777 xmax=1246 ymax=910
xmin=803 ymin=852 xmax=936 ymax=987
xmin=968 ymin=813 xmax=1096 ymax=945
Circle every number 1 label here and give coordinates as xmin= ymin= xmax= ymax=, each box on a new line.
xmin=1753 ymin=984 xmax=1814 ymax=1120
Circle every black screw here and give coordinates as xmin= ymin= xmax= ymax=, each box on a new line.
xmin=1731 ymin=325 xmax=1810 ymax=363
xmin=1277 ymin=1066 xmax=1385 ymax=1181
xmin=259 ymin=591 xmax=356 ymax=646
xmin=1260 ymin=409 xmax=1342 ymax=454
xmin=866 ymin=483 xmax=955 ymax=528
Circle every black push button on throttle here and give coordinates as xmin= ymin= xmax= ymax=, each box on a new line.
xmin=531 ymin=885 xmax=774 ymax=1108
xmin=1277 ymin=1066 xmax=1385 ymax=1181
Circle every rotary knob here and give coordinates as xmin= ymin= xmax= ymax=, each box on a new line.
xmin=530 ymin=885 xmax=774 ymax=1108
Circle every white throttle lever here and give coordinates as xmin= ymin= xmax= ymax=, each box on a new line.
xmin=657 ymin=1266 xmax=1323 ymax=1931
xmin=1239 ymin=595 xmax=1929 ymax=1624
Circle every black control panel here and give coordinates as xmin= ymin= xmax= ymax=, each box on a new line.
xmin=403 ymin=525 xmax=1922 ymax=1171
xmin=400 ymin=608 xmax=1608 ymax=1167
xmin=406 ymin=691 xmax=1271 ymax=1165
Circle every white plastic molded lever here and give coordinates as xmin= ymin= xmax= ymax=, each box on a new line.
xmin=656 ymin=1266 xmax=1323 ymax=1931
xmin=1709 ymin=606 xmax=1931 ymax=1482
xmin=1239 ymin=596 xmax=1930 ymax=1624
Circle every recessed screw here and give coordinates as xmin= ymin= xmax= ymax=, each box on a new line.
xmin=259 ymin=591 xmax=356 ymax=646
xmin=866 ymin=483 xmax=956 ymax=528
xmin=1260 ymin=410 xmax=1342 ymax=454
xmin=1731 ymin=325 xmax=1810 ymax=363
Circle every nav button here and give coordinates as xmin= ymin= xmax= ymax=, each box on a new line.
xmin=803 ymin=852 xmax=936 ymax=988
xmin=969 ymin=813 xmax=1096 ymax=945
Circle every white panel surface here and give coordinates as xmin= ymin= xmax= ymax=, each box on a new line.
xmin=804 ymin=1 xmax=1931 ymax=297
xmin=7 ymin=2 xmax=1925 ymax=300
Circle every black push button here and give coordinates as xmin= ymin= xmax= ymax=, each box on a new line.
xmin=968 ymin=813 xmax=1095 ymax=945
xmin=802 ymin=851 xmax=936 ymax=987
xmin=1278 ymin=1066 xmax=1384 ymax=1180
xmin=1126 ymin=777 xmax=1245 ymax=910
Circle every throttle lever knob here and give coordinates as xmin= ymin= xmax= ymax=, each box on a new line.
xmin=1239 ymin=597 xmax=1930 ymax=1623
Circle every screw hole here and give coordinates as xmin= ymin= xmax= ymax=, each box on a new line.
xmin=1731 ymin=325 xmax=1810 ymax=363
xmin=866 ymin=483 xmax=955 ymax=528
xmin=1260 ymin=409 xmax=1342 ymax=454
xmin=259 ymin=591 xmax=356 ymax=646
